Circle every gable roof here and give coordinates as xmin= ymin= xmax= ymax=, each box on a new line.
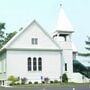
xmin=0 ymin=20 xmax=61 ymax=52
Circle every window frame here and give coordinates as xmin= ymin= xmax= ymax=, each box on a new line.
xmin=38 ymin=57 xmax=42 ymax=71
xmin=27 ymin=57 xmax=32 ymax=71
xmin=33 ymin=57 xmax=37 ymax=71
xmin=31 ymin=38 xmax=38 ymax=45
xmin=65 ymin=63 xmax=67 ymax=71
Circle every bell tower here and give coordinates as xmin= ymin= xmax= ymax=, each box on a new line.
xmin=53 ymin=4 xmax=74 ymax=46
xmin=53 ymin=5 xmax=74 ymax=82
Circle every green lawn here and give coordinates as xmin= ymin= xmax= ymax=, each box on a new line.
xmin=14 ymin=83 xmax=90 ymax=88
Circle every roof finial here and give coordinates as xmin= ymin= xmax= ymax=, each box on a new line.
xmin=60 ymin=4 xmax=62 ymax=7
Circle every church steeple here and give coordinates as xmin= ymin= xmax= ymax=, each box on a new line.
xmin=53 ymin=5 xmax=74 ymax=42
xmin=56 ymin=4 xmax=74 ymax=33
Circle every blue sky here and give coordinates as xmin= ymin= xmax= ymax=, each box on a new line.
xmin=0 ymin=0 xmax=90 ymax=54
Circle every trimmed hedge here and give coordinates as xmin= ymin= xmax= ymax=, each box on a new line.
xmin=50 ymin=81 xmax=54 ymax=84
xmin=28 ymin=81 xmax=32 ymax=84
xmin=34 ymin=82 xmax=38 ymax=84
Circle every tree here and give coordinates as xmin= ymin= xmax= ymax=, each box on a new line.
xmin=4 ymin=31 xmax=17 ymax=44
xmin=78 ymin=36 xmax=90 ymax=57
xmin=0 ymin=23 xmax=5 ymax=48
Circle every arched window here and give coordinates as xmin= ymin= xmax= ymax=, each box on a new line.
xmin=38 ymin=57 xmax=42 ymax=71
xmin=28 ymin=57 xmax=31 ymax=71
xmin=33 ymin=57 xmax=37 ymax=71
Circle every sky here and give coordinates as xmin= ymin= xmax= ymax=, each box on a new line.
xmin=0 ymin=0 xmax=90 ymax=61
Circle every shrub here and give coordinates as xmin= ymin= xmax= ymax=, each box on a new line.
xmin=9 ymin=83 xmax=15 ymax=86
xmin=44 ymin=77 xmax=49 ymax=83
xmin=50 ymin=81 xmax=53 ymax=83
xmin=16 ymin=83 xmax=20 ymax=85
xmin=34 ymin=82 xmax=38 ymax=84
xmin=9 ymin=83 xmax=13 ymax=86
xmin=8 ymin=75 xmax=17 ymax=85
xmin=54 ymin=80 xmax=58 ymax=83
xmin=42 ymin=81 xmax=45 ymax=84
xmin=28 ymin=81 xmax=32 ymax=84
xmin=21 ymin=77 xmax=27 ymax=84
xmin=62 ymin=73 xmax=68 ymax=83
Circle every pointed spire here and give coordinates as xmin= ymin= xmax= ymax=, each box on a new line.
xmin=56 ymin=5 xmax=74 ymax=33
xmin=60 ymin=4 xmax=62 ymax=7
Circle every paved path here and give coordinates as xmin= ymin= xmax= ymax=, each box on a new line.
xmin=31 ymin=87 xmax=90 ymax=90
xmin=0 ymin=87 xmax=90 ymax=90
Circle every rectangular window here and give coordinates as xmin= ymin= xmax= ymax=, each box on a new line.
xmin=31 ymin=38 xmax=38 ymax=45
xmin=32 ymin=38 xmax=34 ymax=45
xmin=65 ymin=63 xmax=67 ymax=71
xmin=35 ymin=38 xmax=38 ymax=44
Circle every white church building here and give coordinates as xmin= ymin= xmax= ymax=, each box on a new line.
xmin=0 ymin=6 xmax=90 ymax=85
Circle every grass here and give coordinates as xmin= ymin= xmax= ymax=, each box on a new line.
xmin=14 ymin=82 xmax=90 ymax=88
